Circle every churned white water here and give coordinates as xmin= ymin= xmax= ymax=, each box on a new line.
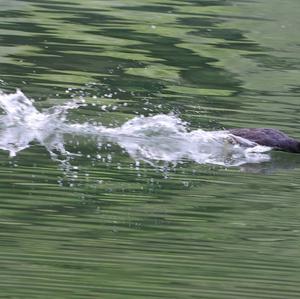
xmin=0 ymin=90 xmax=271 ymax=166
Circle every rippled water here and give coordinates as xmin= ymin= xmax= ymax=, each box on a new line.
xmin=1 ymin=0 xmax=300 ymax=298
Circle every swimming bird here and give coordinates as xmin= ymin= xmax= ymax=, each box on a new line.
xmin=229 ymin=128 xmax=300 ymax=153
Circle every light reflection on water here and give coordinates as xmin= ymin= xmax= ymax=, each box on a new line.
xmin=1 ymin=0 xmax=300 ymax=298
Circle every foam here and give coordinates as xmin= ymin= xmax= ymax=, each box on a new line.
xmin=0 ymin=90 xmax=271 ymax=166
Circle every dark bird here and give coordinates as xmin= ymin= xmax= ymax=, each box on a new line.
xmin=229 ymin=128 xmax=300 ymax=153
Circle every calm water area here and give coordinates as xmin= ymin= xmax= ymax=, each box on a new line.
xmin=1 ymin=0 xmax=300 ymax=298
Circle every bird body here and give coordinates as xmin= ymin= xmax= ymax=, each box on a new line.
xmin=229 ymin=128 xmax=300 ymax=153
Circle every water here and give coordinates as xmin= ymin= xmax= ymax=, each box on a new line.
xmin=0 ymin=90 xmax=271 ymax=166
xmin=1 ymin=0 xmax=300 ymax=298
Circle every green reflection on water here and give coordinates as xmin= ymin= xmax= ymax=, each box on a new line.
xmin=1 ymin=0 xmax=300 ymax=298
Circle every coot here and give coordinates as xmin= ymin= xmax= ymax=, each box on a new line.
xmin=229 ymin=128 xmax=300 ymax=153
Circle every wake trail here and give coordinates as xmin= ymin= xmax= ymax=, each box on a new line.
xmin=0 ymin=90 xmax=271 ymax=166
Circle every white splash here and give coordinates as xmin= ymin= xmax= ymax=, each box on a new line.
xmin=0 ymin=90 xmax=271 ymax=166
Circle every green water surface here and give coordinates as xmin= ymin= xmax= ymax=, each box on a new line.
xmin=1 ymin=0 xmax=300 ymax=298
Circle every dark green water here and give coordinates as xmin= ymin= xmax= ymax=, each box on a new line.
xmin=1 ymin=0 xmax=300 ymax=298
